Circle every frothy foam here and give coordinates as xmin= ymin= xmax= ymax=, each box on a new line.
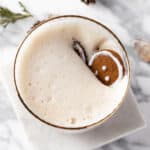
xmin=15 ymin=17 xmax=129 ymax=128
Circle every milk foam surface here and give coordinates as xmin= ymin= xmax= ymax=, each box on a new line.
xmin=15 ymin=17 xmax=129 ymax=128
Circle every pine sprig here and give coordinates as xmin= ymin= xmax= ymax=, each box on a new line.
xmin=0 ymin=1 xmax=32 ymax=28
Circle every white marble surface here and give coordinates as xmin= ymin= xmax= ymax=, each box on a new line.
xmin=0 ymin=0 xmax=150 ymax=149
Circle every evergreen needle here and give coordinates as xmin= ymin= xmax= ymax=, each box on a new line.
xmin=0 ymin=1 xmax=32 ymax=28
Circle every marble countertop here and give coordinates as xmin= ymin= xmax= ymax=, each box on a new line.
xmin=0 ymin=0 xmax=150 ymax=149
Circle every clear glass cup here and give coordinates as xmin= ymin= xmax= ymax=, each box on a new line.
xmin=13 ymin=15 xmax=130 ymax=132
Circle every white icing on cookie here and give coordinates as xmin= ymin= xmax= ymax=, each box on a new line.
xmin=104 ymin=75 xmax=110 ymax=82
xmin=101 ymin=65 xmax=107 ymax=71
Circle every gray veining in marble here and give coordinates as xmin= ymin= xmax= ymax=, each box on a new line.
xmin=0 ymin=0 xmax=150 ymax=149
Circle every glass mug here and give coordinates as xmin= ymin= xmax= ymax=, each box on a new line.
xmin=13 ymin=15 xmax=130 ymax=132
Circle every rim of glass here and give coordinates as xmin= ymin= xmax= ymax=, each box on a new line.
xmin=13 ymin=15 xmax=130 ymax=130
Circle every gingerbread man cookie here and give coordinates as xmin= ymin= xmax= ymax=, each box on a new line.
xmin=89 ymin=49 xmax=125 ymax=86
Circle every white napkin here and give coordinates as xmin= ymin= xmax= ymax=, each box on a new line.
xmin=0 ymin=47 xmax=145 ymax=150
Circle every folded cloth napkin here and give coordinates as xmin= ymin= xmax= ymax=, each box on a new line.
xmin=0 ymin=46 xmax=145 ymax=150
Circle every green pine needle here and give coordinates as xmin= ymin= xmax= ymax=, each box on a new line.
xmin=0 ymin=1 xmax=32 ymax=28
